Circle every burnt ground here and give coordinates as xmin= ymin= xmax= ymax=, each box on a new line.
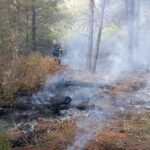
xmin=86 ymin=112 xmax=150 ymax=150
xmin=1 ymin=68 xmax=150 ymax=150
xmin=10 ymin=111 xmax=150 ymax=150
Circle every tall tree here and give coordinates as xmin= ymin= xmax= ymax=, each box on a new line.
xmin=32 ymin=0 xmax=37 ymax=51
xmin=87 ymin=0 xmax=94 ymax=71
xmin=134 ymin=0 xmax=141 ymax=58
xmin=126 ymin=0 xmax=135 ymax=63
xmin=92 ymin=0 xmax=106 ymax=73
xmin=25 ymin=0 xmax=29 ymax=50
xmin=0 ymin=0 xmax=75 ymax=54
xmin=16 ymin=0 xmax=21 ymax=33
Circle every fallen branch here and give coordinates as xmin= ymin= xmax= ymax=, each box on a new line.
xmin=56 ymin=81 xmax=110 ymax=89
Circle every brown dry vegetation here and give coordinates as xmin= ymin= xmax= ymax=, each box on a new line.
xmin=85 ymin=112 xmax=150 ymax=150
xmin=106 ymin=78 xmax=145 ymax=99
xmin=12 ymin=120 xmax=76 ymax=150
xmin=10 ymin=112 xmax=150 ymax=150
xmin=0 ymin=52 xmax=64 ymax=104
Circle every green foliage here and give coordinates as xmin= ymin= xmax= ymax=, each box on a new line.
xmin=103 ymin=23 xmax=118 ymax=36
xmin=0 ymin=127 xmax=10 ymax=150
xmin=0 ymin=0 xmax=70 ymax=103
xmin=0 ymin=0 xmax=70 ymax=104
xmin=0 ymin=0 xmax=71 ymax=54
xmin=44 ymin=108 xmax=53 ymax=116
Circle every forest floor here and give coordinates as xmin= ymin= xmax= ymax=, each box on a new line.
xmin=9 ymin=68 xmax=150 ymax=150
xmin=11 ymin=111 xmax=150 ymax=150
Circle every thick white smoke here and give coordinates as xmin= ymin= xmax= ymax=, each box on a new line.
xmin=62 ymin=0 xmax=150 ymax=149
xmin=63 ymin=0 xmax=150 ymax=81
xmin=35 ymin=0 xmax=150 ymax=150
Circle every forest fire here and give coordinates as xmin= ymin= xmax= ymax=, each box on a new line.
xmin=1 ymin=0 xmax=150 ymax=150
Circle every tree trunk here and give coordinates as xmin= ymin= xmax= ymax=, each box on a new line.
xmin=87 ymin=0 xmax=94 ymax=71
xmin=92 ymin=0 xmax=106 ymax=73
xmin=32 ymin=0 xmax=37 ymax=51
xmin=26 ymin=0 xmax=29 ymax=51
xmin=134 ymin=0 xmax=141 ymax=60
xmin=16 ymin=0 xmax=21 ymax=33
xmin=127 ymin=0 xmax=135 ymax=63
xmin=16 ymin=0 xmax=21 ymax=51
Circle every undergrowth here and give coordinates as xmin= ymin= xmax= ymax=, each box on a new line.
xmin=0 ymin=52 xmax=62 ymax=105
xmin=0 ymin=126 xmax=10 ymax=150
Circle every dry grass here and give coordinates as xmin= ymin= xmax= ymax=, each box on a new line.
xmin=42 ymin=120 xmax=76 ymax=150
xmin=95 ymin=130 xmax=126 ymax=142
xmin=0 ymin=52 xmax=64 ymax=103
xmin=12 ymin=120 xmax=76 ymax=150
xmin=106 ymin=79 xmax=145 ymax=99
xmin=11 ymin=112 xmax=150 ymax=150
xmin=86 ymin=112 xmax=150 ymax=150
xmin=85 ymin=129 xmax=126 ymax=150
xmin=14 ymin=53 xmax=61 ymax=92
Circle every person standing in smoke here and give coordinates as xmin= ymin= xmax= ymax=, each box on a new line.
xmin=52 ymin=40 xmax=63 ymax=64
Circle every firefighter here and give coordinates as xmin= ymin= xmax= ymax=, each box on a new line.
xmin=52 ymin=40 xmax=63 ymax=64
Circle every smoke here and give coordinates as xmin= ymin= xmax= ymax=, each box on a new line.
xmin=60 ymin=0 xmax=150 ymax=149
xmin=34 ymin=0 xmax=150 ymax=150
xmin=63 ymin=0 xmax=150 ymax=75
xmin=62 ymin=26 xmax=131 ymax=82
xmin=62 ymin=34 xmax=88 ymax=70
xmin=67 ymin=118 xmax=104 ymax=150
xmin=67 ymin=94 xmax=116 ymax=150
xmin=32 ymin=74 xmax=65 ymax=104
